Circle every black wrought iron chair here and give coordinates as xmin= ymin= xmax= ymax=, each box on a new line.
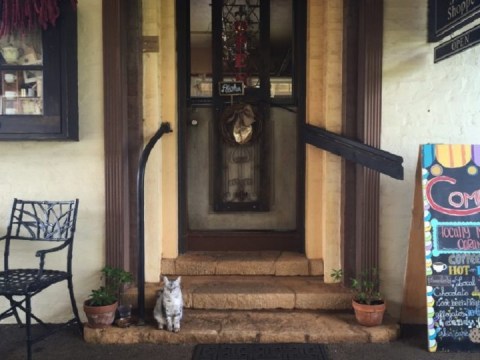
xmin=0 ymin=199 xmax=82 ymax=360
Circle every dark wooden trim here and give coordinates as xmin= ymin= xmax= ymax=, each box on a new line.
xmin=185 ymin=232 xmax=302 ymax=252
xmin=304 ymin=124 xmax=403 ymax=180
xmin=103 ymin=0 xmax=128 ymax=269
xmin=103 ymin=0 xmax=143 ymax=271
xmin=0 ymin=2 xmax=78 ymax=140
xmin=342 ymin=0 xmax=384 ymax=281
xmin=126 ymin=0 xmax=144 ymax=277
xmin=176 ymin=0 xmax=189 ymax=254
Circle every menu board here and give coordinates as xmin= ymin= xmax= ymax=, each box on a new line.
xmin=422 ymin=144 xmax=480 ymax=352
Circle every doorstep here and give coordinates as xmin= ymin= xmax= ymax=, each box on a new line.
xmin=83 ymin=309 xmax=399 ymax=344
xmin=122 ymin=276 xmax=353 ymax=311
xmin=161 ymin=251 xmax=324 ymax=276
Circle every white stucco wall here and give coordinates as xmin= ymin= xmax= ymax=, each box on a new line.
xmin=0 ymin=0 xmax=104 ymax=322
xmin=382 ymin=0 xmax=480 ymax=317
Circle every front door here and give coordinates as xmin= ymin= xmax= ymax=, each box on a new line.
xmin=178 ymin=0 xmax=306 ymax=252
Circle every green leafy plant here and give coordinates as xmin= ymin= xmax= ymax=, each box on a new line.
xmin=330 ymin=268 xmax=343 ymax=282
xmin=86 ymin=266 xmax=133 ymax=306
xmin=351 ymin=268 xmax=383 ymax=305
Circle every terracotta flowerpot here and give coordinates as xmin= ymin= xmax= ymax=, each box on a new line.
xmin=352 ymin=299 xmax=386 ymax=327
xmin=83 ymin=300 xmax=118 ymax=328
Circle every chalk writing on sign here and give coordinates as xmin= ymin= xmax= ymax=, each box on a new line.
xmin=432 ymin=221 xmax=480 ymax=255
xmin=219 ymin=81 xmax=244 ymax=96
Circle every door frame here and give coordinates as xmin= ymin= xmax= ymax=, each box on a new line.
xmin=102 ymin=0 xmax=383 ymax=276
xmin=176 ymin=0 xmax=307 ymax=253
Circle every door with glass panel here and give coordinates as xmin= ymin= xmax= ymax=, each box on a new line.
xmin=179 ymin=0 xmax=306 ymax=251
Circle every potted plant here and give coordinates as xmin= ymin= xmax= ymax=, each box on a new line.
xmin=351 ymin=268 xmax=386 ymax=327
xmin=83 ymin=266 xmax=133 ymax=328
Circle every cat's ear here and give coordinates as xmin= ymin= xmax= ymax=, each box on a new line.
xmin=162 ymin=275 xmax=169 ymax=284
xmin=175 ymin=276 xmax=182 ymax=285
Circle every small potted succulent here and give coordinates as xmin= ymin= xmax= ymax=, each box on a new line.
xmin=83 ymin=266 xmax=133 ymax=328
xmin=351 ymin=268 xmax=386 ymax=327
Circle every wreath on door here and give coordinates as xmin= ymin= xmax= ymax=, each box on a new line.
xmin=220 ymin=103 xmax=263 ymax=146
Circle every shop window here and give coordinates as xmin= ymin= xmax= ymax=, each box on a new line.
xmin=0 ymin=2 xmax=77 ymax=140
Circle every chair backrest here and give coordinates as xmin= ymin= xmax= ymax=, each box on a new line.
xmin=6 ymin=199 xmax=79 ymax=241
xmin=3 ymin=199 xmax=79 ymax=271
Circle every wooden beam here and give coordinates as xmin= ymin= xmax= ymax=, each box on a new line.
xmin=304 ymin=123 xmax=403 ymax=180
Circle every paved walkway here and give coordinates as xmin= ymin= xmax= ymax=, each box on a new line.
xmin=1 ymin=325 xmax=479 ymax=360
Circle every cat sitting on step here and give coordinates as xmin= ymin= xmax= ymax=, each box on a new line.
xmin=153 ymin=276 xmax=183 ymax=332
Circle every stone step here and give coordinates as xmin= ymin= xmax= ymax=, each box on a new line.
xmin=161 ymin=251 xmax=324 ymax=276
xmin=123 ymin=276 xmax=352 ymax=311
xmin=84 ymin=309 xmax=399 ymax=345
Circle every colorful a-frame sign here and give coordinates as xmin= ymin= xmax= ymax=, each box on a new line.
xmin=419 ymin=144 xmax=480 ymax=352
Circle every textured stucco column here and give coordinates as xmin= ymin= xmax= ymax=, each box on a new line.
xmin=305 ymin=0 xmax=343 ymax=281
xmin=159 ymin=1 xmax=179 ymax=259
xmin=143 ymin=0 xmax=162 ymax=282
xmin=143 ymin=0 xmax=178 ymax=282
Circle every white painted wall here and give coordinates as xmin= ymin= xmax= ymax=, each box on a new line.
xmin=382 ymin=0 xmax=480 ymax=317
xmin=0 ymin=0 xmax=104 ymax=322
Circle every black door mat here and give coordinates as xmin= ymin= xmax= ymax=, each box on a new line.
xmin=192 ymin=343 xmax=328 ymax=360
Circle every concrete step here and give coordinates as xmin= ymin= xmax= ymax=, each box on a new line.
xmin=123 ymin=276 xmax=352 ymax=311
xmin=83 ymin=309 xmax=399 ymax=345
xmin=161 ymin=251 xmax=324 ymax=276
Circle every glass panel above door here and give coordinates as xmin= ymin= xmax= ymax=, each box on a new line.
xmin=190 ymin=0 xmax=213 ymax=98
xmin=190 ymin=0 xmax=293 ymax=101
xmin=221 ymin=0 xmax=261 ymax=89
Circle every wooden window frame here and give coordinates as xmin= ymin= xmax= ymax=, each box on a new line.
xmin=0 ymin=2 xmax=78 ymax=141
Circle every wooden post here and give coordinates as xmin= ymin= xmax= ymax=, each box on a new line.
xmin=400 ymin=153 xmax=426 ymax=324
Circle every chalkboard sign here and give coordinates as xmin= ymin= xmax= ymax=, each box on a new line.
xmin=422 ymin=144 xmax=480 ymax=352
xmin=218 ymin=81 xmax=244 ymax=96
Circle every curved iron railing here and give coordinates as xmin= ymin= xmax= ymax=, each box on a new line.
xmin=136 ymin=122 xmax=172 ymax=324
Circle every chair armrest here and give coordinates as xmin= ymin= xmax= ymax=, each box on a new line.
xmin=35 ymin=241 xmax=70 ymax=257
xmin=35 ymin=241 xmax=71 ymax=272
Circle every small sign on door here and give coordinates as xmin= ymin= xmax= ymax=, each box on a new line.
xmin=218 ymin=81 xmax=244 ymax=96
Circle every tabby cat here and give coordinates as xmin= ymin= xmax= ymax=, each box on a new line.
xmin=153 ymin=276 xmax=183 ymax=332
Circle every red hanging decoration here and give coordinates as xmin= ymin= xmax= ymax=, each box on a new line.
xmin=0 ymin=0 xmax=77 ymax=37
xmin=233 ymin=7 xmax=248 ymax=83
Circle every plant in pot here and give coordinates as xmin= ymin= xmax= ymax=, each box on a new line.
xmin=83 ymin=266 xmax=133 ymax=329
xmin=351 ymin=267 xmax=386 ymax=327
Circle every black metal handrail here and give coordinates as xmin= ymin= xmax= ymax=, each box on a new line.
xmin=136 ymin=122 xmax=172 ymax=325
xmin=303 ymin=123 xmax=404 ymax=180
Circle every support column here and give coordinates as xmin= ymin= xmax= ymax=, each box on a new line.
xmin=103 ymin=0 xmax=143 ymax=271
xmin=343 ymin=0 xmax=383 ymax=280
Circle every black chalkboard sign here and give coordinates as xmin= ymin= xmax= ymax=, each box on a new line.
xmin=218 ymin=81 xmax=244 ymax=96
xmin=422 ymin=144 xmax=480 ymax=352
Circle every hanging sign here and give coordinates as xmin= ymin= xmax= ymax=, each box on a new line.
xmin=218 ymin=81 xmax=244 ymax=96
xmin=428 ymin=0 xmax=480 ymax=42
xmin=421 ymin=144 xmax=480 ymax=352
xmin=434 ymin=24 xmax=480 ymax=62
